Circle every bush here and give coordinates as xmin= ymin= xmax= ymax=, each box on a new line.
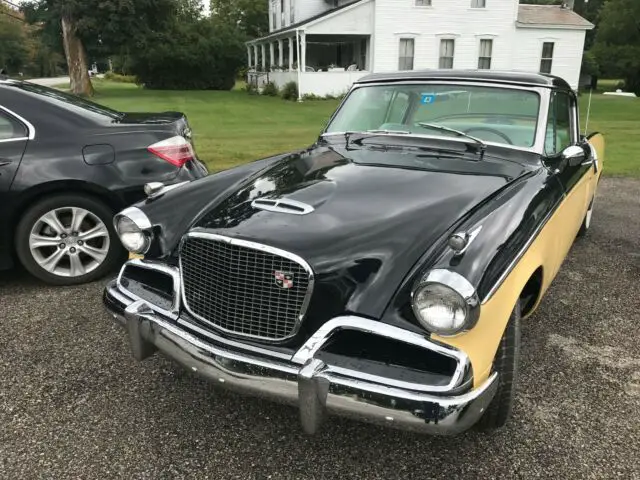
xmin=262 ymin=81 xmax=279 ymax=96
xmin=244 ymin=81 xmax=259 ymax=95
xmin=281 ymin=81 xmax=299 ymax=101
xmin=130 ymin=18 xmax=245 ymax=90
xmin=104 ymin=72 xmax=137 ymax=83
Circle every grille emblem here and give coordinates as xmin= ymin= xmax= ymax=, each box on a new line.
xmin=274 ymin=271 xmax=294 ymax=289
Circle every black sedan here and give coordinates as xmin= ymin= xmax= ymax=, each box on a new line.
xmin=0 ymin=78 xmax=207 ymax=285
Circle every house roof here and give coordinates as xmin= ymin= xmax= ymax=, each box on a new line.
xmin=517 ymin=5 xmax=594 ymax=29
xmin=356 ymin=70 xmax=572 ymax=90
xmin=248 ymin=0 xmax=367 ymax=43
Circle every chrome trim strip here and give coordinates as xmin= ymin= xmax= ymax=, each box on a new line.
xmin=176 ymin=317 xmax=293 ymax=361
xmin=0 ymin=137 xmax=28 ymax=144
xmin=251 ymin=198 xmax=315 ymax=215
xmin=0 ymin=105 xmax=35 ymax=140
xmin=179 ymin=230 xmax=315 ymax=343
xmin=481 ymin=195 xmax=563 ymax=303
xmin=292 ymin=315 xmax=470 ymax=393
xmin=116 ymin=259 xmax=181 ymax=320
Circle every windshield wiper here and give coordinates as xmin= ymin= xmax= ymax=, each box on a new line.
xmin=416 ymin=122 xmax=486 ymax=155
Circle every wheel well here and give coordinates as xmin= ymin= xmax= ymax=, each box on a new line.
xmin=9 ymin=181 xmax=124 ymax=249
xmin=519 ymin=267 xmax=543 ymax=317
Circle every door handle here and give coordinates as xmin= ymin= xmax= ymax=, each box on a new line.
xmin=0 ymin=160 xmax=11 ymax=167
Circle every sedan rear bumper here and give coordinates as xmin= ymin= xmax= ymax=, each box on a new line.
xmin=104 ymin=282 xmax=498 ymax=435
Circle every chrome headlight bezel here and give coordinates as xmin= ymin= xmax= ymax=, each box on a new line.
xmin=411 ymin=269 xmax=480 ymax=337
xmin=114 ymin=207 xmax=152 ymax=254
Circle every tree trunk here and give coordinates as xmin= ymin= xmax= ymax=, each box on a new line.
xmin=61 ymin=16 xmax=94 ymax=97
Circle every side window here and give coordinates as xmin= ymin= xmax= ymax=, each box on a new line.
xmin=0 ymin=110 xmax=27 ymax=141
xmin=545 ymin=92 xmax=573 ymax=156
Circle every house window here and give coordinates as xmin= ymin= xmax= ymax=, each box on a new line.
xmin=439 ymin=39 xmax=455 ymax=69
xmin=471 ymin=0 xmax=486 ymax=7
xmin=398 ymin=39 xmax=415 ymax=71
xmin=540 ymin=42 xmax=554 ymax=74
xmin=478 ymin=39 xmax=493 ymax=69
xmin=271 ymin=0 xmax=277 ymax=29
xmin=290 ymin=0 xmax=295 ymax=23
xmin=415 ymin=0 xmax=432 ymax=6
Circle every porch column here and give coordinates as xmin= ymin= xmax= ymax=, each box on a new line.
xmin=289 ymin=37 xmax=294 ymax=71
xmin=300 ymin=32 xmax=306 ymax=72
xmin=247 ymin=46 xmax=252 ymax=68
xmin=269 ymin=42 xmax=275 ymax=71
xmin=253 ymin=45 xmax=258 ymax=71
xmin=278 ymin=39 xmax=284 ymax=68
xmin=261 ymin=43 xmax=266 ymax=71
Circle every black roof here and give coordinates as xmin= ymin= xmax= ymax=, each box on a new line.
xmin=356 ymin=70 xmax=572 ymax=90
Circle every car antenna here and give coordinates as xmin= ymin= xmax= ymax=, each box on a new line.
xmin=584 ymin=88 xmax=594 ymax=136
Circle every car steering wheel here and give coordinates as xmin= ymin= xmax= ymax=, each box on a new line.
xmin=463 ymin=127 xmax=514 ymax=145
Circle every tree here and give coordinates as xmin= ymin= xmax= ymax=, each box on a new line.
xmin=22 ymin=0 xmax=185 ymax=96
xmin=131 ymin=17 xmax=245 ymax=90
xmin=0 ymin=5 xmax=29 ymax=74
xmin=210 ymin=0 xmax=269 ymax=40
xmin=592 ymin=0 xmax=640 ymax=94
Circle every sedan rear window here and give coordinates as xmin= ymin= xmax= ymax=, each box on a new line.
xmin=12 ymin=82 xmax=122 ymax=121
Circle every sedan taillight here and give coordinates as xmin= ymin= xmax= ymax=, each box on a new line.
xmin=147 ymin=136 xmax=195 ymax=167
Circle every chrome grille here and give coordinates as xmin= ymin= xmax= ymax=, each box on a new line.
xmin=180 ymin=233 xmax=313 ymax=341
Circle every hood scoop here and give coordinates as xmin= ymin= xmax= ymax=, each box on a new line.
xmin=251 ymin=198 xmax=314 ymax=215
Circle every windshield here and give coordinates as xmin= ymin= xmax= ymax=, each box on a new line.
xmin=325 ymin=84 xmax=541 ymax=149
xmin=13 ymin=82 xmax=122 ymax=121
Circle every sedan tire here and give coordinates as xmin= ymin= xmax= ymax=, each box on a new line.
xmin=15 ymin=194 xmax=124 ymax=285
xmin=476 ymin=301 xmax=521 ymax=431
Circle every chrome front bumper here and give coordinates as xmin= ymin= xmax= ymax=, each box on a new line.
xmin=104 ymin=281 xmax=498 ymax=435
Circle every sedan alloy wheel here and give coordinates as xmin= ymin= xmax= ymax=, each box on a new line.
xmin=28 ymin=207 xmax=110 ymax=277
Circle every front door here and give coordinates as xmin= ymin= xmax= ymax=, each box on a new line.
xmin=0 ymin=107 xmax=29 ymax=267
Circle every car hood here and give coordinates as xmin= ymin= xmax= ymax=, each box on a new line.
xmin=191 ymin=144 xmax=536 ymax=321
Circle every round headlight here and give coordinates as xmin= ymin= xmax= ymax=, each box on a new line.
xmin=411 ymin=270 xmax=480 ymax=336
xmin=116 ymin=215 xmax=150 ymax=254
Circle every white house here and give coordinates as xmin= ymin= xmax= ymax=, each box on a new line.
xmin=246 ymin=0 xmax=593 ymax=97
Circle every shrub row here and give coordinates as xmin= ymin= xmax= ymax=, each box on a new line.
xmin=247 ymin=81 xmax=345 ymax=102
xmin=103 ymin=72 xmax=137 ymax=83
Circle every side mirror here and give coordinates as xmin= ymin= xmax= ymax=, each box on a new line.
xmin=561 ymin=145 xmax=586 ymax=167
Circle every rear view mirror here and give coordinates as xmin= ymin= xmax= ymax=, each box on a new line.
xmin=561 ymin=145 xmax=586 ymax=167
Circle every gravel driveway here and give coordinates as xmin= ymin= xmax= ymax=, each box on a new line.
xmin=1 ymin=177 xmax=639 ymax=480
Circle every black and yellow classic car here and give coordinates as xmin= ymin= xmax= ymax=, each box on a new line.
xmin=103 ymin=70 xmax=605 ymax=434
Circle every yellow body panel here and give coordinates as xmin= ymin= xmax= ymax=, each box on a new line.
xmin=434 ymin=137 xmax=605 ymax=387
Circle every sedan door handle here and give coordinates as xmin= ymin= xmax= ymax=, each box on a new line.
xmin=0 ymin=160 xmax=11 ymax=167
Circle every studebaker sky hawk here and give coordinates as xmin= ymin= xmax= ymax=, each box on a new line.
xmin=104 ymin=70 xmax=604 ymax=435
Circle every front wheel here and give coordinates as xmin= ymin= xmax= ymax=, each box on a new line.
xmin=15 ymin=194 xmax=124 ymax=285
xmin=476 ymin=301 xmax=521 ymax=431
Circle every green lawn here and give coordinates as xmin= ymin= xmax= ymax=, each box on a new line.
xmin=79 ymin=80 xmax=638 ymax=176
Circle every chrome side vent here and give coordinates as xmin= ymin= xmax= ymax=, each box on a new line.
xmin=251 ymin=198 xmax=314 ymax=215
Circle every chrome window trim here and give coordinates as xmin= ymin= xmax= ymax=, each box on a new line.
xmin=179 ymin=230 xmax=315 ymax=343
xmin=0 ymin=105 xmax=35 ymax=140
xmin=323 ymin=81 xmax=551 ymax=155
xmin=116 ymin=259 xmax=181 ymax=320
xmin=291 ymin=315 xmax=470 ymax=392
